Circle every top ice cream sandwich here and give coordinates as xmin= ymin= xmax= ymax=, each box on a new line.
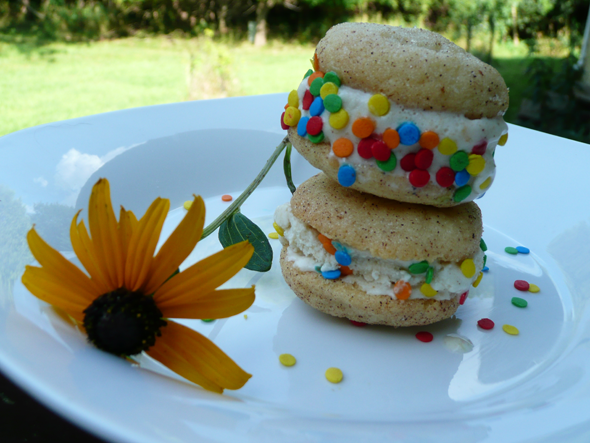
xmin=282 ymin=22 xmax=510 ymax=207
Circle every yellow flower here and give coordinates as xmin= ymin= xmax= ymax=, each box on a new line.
xmin=21 ymin=178 xmax=255 ymax=394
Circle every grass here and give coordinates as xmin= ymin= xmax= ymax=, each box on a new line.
xmin=0 ymin=33 xmax=570 ymax=137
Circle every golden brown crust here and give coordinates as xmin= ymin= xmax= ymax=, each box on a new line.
xmin=280 ymin=248 xmax=459 ymax=327
xmin=290 ymin=173 xmax=482 ymax=262
xmin=290 ymin=128 xmax=460 ymax=207
xmin=316 ymin=22 xmax=509 ymax=119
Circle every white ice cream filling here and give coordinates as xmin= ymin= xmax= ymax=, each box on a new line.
xmin=275 ymin=203 xmax=484 ymax=301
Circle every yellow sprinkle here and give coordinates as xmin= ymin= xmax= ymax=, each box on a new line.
xmin=368 ymin=94 xmax=390 ymax=116
xmin=329 ymin=109 xmax=349 ymax=129
xmin=528 ymin=284 xmax=540 ymax=293
xmin=420 ymin=283 xmax=438 ymax=297
xmin=243 ymin=314 xmax=248 ymax=319
xmin=472 ymin=271 xmax=483 ymax=288
xmin=438 ymin=137 xmax=457 ymax=155
xmin=461 ymin=259 xmax=476 ymax=278
xmin=503 ymin=324 xmax=519 ymax=335
xmin=279 ymin=354 xmax=296 ymax=367
xmin=268 ymin=232 xmax=279 ymax=239
xmin=325 ymin=367 xmax=343 ymax=383
xmin=498 ymin=133 xmax=509 ymax=146
xmin=273 ymin=221 xmax=284 ymax=236
xmin=320 ymin=82 xmax=339 ymax=99
xmin=288 ymin=90 xmax=299 ymax=108
xmin=283 ymin=106 xmax=301 ymax=126
xmin=183 ymin=200 xmax=192 ymax=210
xmin=466 ymin=154 xmax=486 ymax=176
xmin=479 ymin=177 xmax=492 ymax=190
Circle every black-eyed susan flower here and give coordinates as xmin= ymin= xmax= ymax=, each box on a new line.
xmin=22 ymin=178 xmax=255 ymax=393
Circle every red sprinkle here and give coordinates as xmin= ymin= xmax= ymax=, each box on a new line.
xmin=436 ymin=167 xmax=455 ymax=187
xmin=306 ymin=116 xmax=323 ymax=136
xmin=514 ymin=280 xmax=530 ymax=291
xmin=416 ymin=331 xmax=433 ymax=342
xmin=302 ymin=90 xmax=313 ymax=110
xmin=459 ymin=291 xmax=469 ymax=305
xmin=280 ymin=112 xmax=289 ymax=130
xmin=409 ymin=169 xmax=430 ymax=187
xmin=357 ymin=138 xmax=375 ymax=159
xmin=371 ymin=140 xmax=391 ymax=161
xmin=472 ymin=140 xmax=488 ymax=155
xmin=221 ymin=194 xmax=232 ymax=202
xmin=477 ymin=318 xmax=495 ymax=330
xmin=400 ymin=153 xmax=417 ymax=171
xmin=350 ymin=320 xmax=367 ymax=327
xmin=414 ymin=148 xmax=434 ymax=170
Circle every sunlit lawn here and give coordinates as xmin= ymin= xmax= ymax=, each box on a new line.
xmin=0 ymin=34 xmax=564 ymax=137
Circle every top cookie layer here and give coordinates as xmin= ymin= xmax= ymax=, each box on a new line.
xmin=291 ymin=173 xmax=483 ymax=262
xmin=316 ymin=22 xmax=509 ymax=119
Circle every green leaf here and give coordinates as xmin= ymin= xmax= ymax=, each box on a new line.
xmin=283 ymin=142 xmax=296 ymax=195
xmin=218 ymin=211 xmax=273 ymax=272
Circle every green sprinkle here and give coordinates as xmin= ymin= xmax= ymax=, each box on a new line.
xmin=376 ymin=153 xmax=397 ymax=172
xmin=511 ymin=297 xmax=528 ymax=308
xmin=409 ymin=260 xmax=429 ymax=274
xmin=315 ymin=265 xmax=322 ymax=273
xmin=425 ymin=266 xmax=434 ymax=284
xmin=202 ymin=319 xmax=215 ymax=323
xmin=449 ymin=151 xmax=469 ymax=172
xmin=483 ymin=254 xmax=487 ymax=266
xmin=324 ymin=94 xmax=342 ymax=113
xmin=304 ymin=69 xmax=314 ymax=79
xmin=310 ymin=77 xmax=324 ymax=96
xmin=323 ymin=71 xmax=341 ymax=87
xmin=308 ymin=132 xmax=325 ymax=144
xmin=505 ymin=246 xmax=518 ymax=255
xmin=453 ymin=185 xmax=472 ymax=202
xmin=480 ymin=238 xmax=488 ymax=251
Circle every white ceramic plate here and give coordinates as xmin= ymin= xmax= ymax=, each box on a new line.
xmin=1 ymin=94 xmax=590 ymax=443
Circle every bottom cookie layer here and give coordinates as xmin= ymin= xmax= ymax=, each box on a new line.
xmin=280 ymin=248 xmax=460 ymax=327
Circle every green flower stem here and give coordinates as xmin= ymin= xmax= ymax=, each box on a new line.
xmin=201 ymin=135 xmax=291 ymax=240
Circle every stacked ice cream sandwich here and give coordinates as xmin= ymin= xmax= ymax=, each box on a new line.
xmin=275 ymin=22 xmax=509 ymax=327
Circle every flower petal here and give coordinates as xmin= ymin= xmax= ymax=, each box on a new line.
xmin=154 ymin=240 xmax=254 ymax=304
xmin=22 ymin=265 xmax=89 ymax=318
xmin=88 ymin=179 xmax=125 ymax=289
xmin=143 ymin=196 xmax=205 ymax=295
xmin=124 ymin=198 xmax=170 ymax=292
xmin=146 ymin=320 xmax=251 ymax=392
xmin=27 ymin=227 xmax=100 ymax=301
xmin=158 ymin=287 xmax=255 ymax=319
xmin=70 ymin=213 xmax=111 ymax=294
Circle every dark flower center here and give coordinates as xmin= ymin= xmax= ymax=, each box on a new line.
xmin=83 ymin=288 xmax=167 ymax=356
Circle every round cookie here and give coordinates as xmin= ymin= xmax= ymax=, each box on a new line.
xmin=275 ymin=173 xmax=485 ymax=327
xmin=283 ymin=22 xmax=509 ymax=207
xmin=316 ymin=22 xmax=508 ymax=119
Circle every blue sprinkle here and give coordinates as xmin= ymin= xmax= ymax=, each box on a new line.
xmin=516 ymin=246 xmax=530 ymax=254
xmin=335 ymin=250 xmax=352 ymax=267
xmin=297 ymin=116 xmax=309 ymax=137
xmin=338 ymin=164 xmax=356 ymax=187
xmin=455 ymin=169 xmax=471 ymax=187
xmin=322 ymin=269 xmax=341 ymax=280
xmin=397 ymin=122 xmax=421 ymax=145
xmin=309 ymin=96 xmax=325 ymax=116
xmin=482 ymin=266 xmax=489 ymax=272
xmin=332 ymin=241 xmax=349 ymax=254
xmin=476 ymin=191 xmax=487 ymax=199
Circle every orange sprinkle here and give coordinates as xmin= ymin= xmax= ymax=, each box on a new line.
xmin=313 ymin=53 xmax=320 ymax=71
xmin=419 ymin=131 xmax=440 ymax=150
xmin=307 ymin=71 xmax=325 ymax=86
xmin=221 ymin=194 xmax=232 ymax=202
xmin=352 ymin=117 xmax=375 ymax=139
xmin=340 ymin=266 xmax=353 ymax=276
xmin=393 ymin=280 xmax=412 ymax=300
xmin=284 ymin=103 xmax=289 ymax=110
xmin=318 ymin=233 xmax=331 ymax=244
xmin=318 ymin=234 xmax=337 ymax=255
xmin=383 ymin=128 xmax=400 ymax=149
xmin=333 ymin=138 xmax=354 ymax=157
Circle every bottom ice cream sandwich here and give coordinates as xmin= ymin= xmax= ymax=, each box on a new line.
xmin=274 ymin=173 xmax=485 ymax=327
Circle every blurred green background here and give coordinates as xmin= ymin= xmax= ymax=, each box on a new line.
xmin=1 ymin=0 xmax=589 ymax=142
